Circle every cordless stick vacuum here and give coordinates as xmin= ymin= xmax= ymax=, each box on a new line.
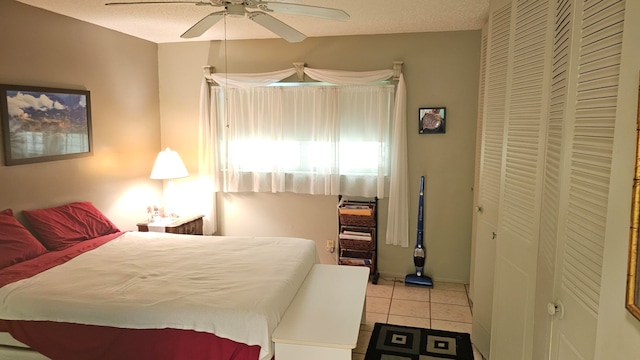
xmin=405 ymin=176 xmax=433 ymax=287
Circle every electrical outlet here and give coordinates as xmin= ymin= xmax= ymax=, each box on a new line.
xmin=326 ymin=240 xmax=335 ymax=252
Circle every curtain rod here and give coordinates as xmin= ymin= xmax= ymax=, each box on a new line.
xmin=202 ymin=61 xmax=404 ymax=81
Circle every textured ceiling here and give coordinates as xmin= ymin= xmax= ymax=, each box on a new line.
xmin=16 ymin=0 xmax=490 ymax=43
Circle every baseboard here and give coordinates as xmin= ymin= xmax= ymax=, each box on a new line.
xmin=377 ymin=271 xmax=469 ymax=285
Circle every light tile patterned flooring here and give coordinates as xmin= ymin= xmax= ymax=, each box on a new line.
xmin=352 ymin=277 xmax=483 ymax=360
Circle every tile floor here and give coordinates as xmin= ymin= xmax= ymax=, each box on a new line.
xmin=352 ymin=276 xmax=484 ymax=360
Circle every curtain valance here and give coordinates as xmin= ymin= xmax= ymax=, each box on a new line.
xmin=205 ymin=66 xmax=395 ymax=87
xmin=207 ymin=68 xmax=296 ymax=87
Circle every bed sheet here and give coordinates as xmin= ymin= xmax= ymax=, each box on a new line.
xmin=0 ymin=232 xmax=318 ymax=360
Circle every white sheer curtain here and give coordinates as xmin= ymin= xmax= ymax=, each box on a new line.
xmin=199 ymin=67 xmax=409 ymax=246
xmin=214 ymin=84 xmax=392 ymax=196
xmin=197 ymin=79 xmax=219 ymax=235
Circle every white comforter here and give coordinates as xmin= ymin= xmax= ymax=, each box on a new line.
xmin=0 ymin=232 xmax=318 ymax=360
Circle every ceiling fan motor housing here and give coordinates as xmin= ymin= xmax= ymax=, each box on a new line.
xmin=225 ymin=4 xmax=246 ymax=17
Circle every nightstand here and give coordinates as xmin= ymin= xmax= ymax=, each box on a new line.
xmin=137 ymin=214 xmax=204 ymax=235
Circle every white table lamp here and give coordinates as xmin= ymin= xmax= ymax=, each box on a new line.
xmin=151 ymin=147 xmax=188 ymax=180
xmin=150 ymin=148 xmax=188 ymax=218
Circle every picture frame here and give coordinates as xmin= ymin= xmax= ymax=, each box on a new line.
xmin=0 ymin=84 xmax=93 ymax=166
xmin=626 ymin=79 xmax=640 ymax=321
xmin=419 ymin=107 xmax=446 ymax=134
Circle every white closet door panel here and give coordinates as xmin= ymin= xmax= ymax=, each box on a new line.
xmin=541 ymin=0 xmax=573 ymax=271
xmin=469 ymin=24 xmax=488 ymax=302
xmin=491 ymin=254 xmax=532 ymax=360
xmin=491 ymin=0 xmax=551 ymax=359
xmin=470 ymin=216 xmax=496 ymax=357
xmin=480 ymin=2 xmax=511 ymax=215
xmin=471 ymin=3 xmax=511 ymax=358
xmin=551 ymin=0 xmax=625 ymax=359
xmin=563 ymin=1 xmax=624 ymax=308
xmin=532 ymin=0 xmax=572 ymax=358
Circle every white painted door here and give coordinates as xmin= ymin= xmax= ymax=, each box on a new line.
xmin=549 ymin=1 xmax=626 ymax=359
xmin=470 ymin=2 xmax=510 ymax=357
xmin=468 ymin=24 xmax=487 ymax=304
xmin=531 ymin=0 xmax=572 ymax=357
xmin=489 ymin=0 xmax=553 ymax=358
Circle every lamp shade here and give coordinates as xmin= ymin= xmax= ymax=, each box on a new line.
xmin=150 ymin=148 xmax=189 ymax=180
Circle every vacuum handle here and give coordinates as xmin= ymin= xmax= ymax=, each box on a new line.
xmin=416 ymin=176 xmax=425 ymax=247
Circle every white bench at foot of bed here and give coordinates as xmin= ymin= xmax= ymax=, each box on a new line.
xmin=272 ymin=264 xmax=369 ymax=360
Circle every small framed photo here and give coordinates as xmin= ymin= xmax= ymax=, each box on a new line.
xmin=419 ymin=107 xmax=446 ymax=134
xmin=0 ymin=84 xmax=93 ymax=166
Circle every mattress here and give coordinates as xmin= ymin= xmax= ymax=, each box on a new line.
xmin=0 ymin=232 xmax=318 ymax=360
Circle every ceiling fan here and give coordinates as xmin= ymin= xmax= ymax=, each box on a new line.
xmin=105 ymin=0 xmax=350 ymax=43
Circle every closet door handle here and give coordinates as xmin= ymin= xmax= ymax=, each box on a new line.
xmin=547 ymin=300 xmax=565 ymax=319
xmin=491 ymin=232 xmax=497 ymax=240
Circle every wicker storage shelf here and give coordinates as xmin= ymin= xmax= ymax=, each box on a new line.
xmin=337 ymin=197 xmax=378 ymax=283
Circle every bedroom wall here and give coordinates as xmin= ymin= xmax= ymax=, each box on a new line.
xmin=158 ymin=31 xmax=481 ymax=282
xmin=0 ymin=1 xmax=162 ymax=229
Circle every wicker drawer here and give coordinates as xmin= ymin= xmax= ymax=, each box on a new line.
xmin=341 ymin=249 xmax=374 ymax=259
xmin=338 ymin=226 xmax=375 ymax=250
xmin=338 ymin=202 xmax=375 ymax=227
xmin=339 ymin=252 xmax=375 ymax=274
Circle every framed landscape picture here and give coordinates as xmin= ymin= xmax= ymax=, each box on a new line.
xmin=419 ymin=107 xmax=446 ymax=134
xmin=0 ymin=84 xmax=93 ymax=166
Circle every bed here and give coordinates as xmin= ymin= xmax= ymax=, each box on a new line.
xmin=0 ymin=203 xmax=318 ymax=360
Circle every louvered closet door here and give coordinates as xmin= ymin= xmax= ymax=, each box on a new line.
xmin=489 ymin=0 xmax=553 ymax=359
xmin=550 ymin=1 xmax=626 ymax=359
xmin=469 ymin=24 xmax=488 ymax=302
xmin=470 ymin=2 xmax=510 ymax=357
xmin=531 ymin=0 xmax=572 ymax=358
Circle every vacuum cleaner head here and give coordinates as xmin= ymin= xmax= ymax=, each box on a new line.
xmin=405 ymin=273 xmax=433 ymax=287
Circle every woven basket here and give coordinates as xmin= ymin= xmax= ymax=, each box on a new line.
xmin=339 ymin=213 xmax=375 ymax=227
xmin=338 ymin=204 xmax=375 ymax=227
xmin=339 ymin=237 xmax=374 ymax=251
xmin=339 ymin=256 xmax=375 ymax=274
xmin=341 ymin=249 xmax=374 ymax=259
xmin=339 ymin=226 xmax=374 ymax=250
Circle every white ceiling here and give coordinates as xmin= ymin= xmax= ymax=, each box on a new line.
xmin=16 ymin=0 xmax=490 ymax=44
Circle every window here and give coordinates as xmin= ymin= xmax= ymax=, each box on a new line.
xmin=212 ymin=83 xmax=394 ymax=197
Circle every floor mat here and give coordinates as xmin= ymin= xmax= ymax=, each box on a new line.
xmin=365 ymin=322 xmax=474 ymax=360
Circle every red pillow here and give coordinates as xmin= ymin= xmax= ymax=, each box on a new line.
xmin=23 ymin=202 xmax=120 ymax=251
xmin=0 ymin=209 xmax=48 ymax=268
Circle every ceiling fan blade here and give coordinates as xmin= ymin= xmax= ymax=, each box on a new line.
xmin=261 ymin=2 xmax=349 ymax=22
xmin=106 ymin=1 xmax=210 ymax=5
xmin=249 ymin=12 xmax=306 ymax=43
xmin=181 ymin=11 xmax=225 ymax=38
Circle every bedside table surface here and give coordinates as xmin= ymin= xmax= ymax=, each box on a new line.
xmin=137 ymin=214 xmax=204 ymax=228
xmin=137 ymin=215 xmax=204 ymax=235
